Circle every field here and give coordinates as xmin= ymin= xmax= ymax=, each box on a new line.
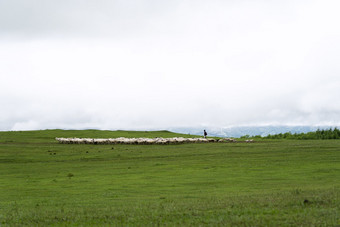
xmin=0 ymin=130 xmax=339 ymax=226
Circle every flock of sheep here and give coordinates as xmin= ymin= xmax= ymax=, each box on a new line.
xmin=55 ymin=137 xmax=253 ymax=145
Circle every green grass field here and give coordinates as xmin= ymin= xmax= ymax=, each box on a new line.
xmin=0 ymin=130 xmax=339 ymax=226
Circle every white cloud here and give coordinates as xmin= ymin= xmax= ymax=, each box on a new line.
xmin=1 ymin=0 xmax=340 ymax=130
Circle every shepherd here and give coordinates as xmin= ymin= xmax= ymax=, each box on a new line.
xmin=204 ymin=129 xmax=207 ymax=138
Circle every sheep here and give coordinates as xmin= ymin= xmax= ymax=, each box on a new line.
xmin=56 ymin=137 xmax=222 ymax=145
xmin=218 ymin=138 xmax=236 ymax=143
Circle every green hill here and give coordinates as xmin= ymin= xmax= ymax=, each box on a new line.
xmin=0 ymin=129 xmax=201 ymax=144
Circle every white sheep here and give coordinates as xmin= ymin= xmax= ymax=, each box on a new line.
xmin=56 ymin=137 xmax=222 ymax=145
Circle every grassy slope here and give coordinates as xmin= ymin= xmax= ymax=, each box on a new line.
xmin=0 ymin=129 xmax=201 ymax=144
xmin=0 ymin=130 xmax=339 ymax=226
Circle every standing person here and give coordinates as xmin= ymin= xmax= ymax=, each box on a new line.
xmin=204 ymin=130 xmax=207 ymax=138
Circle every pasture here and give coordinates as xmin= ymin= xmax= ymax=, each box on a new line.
xmin=0 ymin=130 xmax=339 ymax=226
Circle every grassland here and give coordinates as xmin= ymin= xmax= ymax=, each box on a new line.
xmin=0 ymin=130 xmax=339 ymax=226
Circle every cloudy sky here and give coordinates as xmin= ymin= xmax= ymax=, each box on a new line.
xmin=1 ymin=0 xmax=340 ymax=131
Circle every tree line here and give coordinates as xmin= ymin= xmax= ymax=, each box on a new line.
xmin=241 ymin=128 xmax=340 ymax=140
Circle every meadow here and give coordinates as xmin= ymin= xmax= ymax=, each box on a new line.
xmin=0 ymin=130 xmax=339 ymax=226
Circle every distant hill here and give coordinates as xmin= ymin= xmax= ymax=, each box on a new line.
xmin=169 ymin=126 xmax=339 ymax=138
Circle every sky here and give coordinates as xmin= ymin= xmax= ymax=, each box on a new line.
xmin=1 ymin=0 xmax=340 ymax=131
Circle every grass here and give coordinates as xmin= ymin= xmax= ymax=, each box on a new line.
xmin=0 ymin=129 xmax=201 ymax=144
xmin=0 ymin=130 xmax=339 ymax=226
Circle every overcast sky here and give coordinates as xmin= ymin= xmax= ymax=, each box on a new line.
xmin=1 ymin=0 xmax=340 ymax=131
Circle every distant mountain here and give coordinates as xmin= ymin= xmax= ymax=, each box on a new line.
xmin=169 ymin=126 xmax=338 ymax=138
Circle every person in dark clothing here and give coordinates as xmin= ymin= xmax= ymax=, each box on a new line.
xmin=204 ymin=130 xmax=207 ymax=138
